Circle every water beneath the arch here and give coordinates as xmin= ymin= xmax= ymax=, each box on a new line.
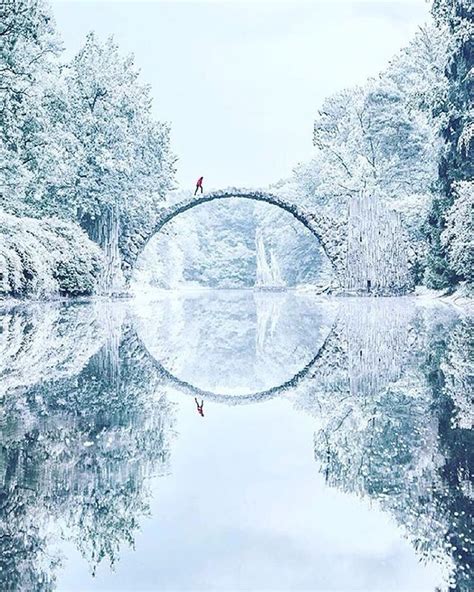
xmin=0 ymin=291 xmax=472 ymax=591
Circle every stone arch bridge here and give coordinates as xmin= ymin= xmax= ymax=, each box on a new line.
xmin=119 ymin=187 xmax=412 ymax=294
xmin=121 ymin=188 xmax=347 ymax=284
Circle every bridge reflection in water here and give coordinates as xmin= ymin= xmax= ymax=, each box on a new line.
xmin=0 ymin=293 xmax=471 ymax=591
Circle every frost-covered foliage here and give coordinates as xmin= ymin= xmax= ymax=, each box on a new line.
xmin=432 ymin=0 xmax=473 ymax=183
xmin=287 ymin=23 xmax=451 ymax=286
xmin=0 ymin=1 xmax=176 ymax=292
xmin=441 ymin=181 xmax=474 ymax=285
xmin=0 ymin=0 xmax=65 ymax=217
xmin=312 ymin=81 xmax=438 ymax=203
xmin=60 ymin=34 xmax=175 ymax=222
xmin=424 ymin=0 xmax=474 ymax=289
xmin=0 ymin=211 xmax=103 ymax=298
xmin=63 ymin=33 xmax=176 ymax=288
xmin=284 ymin=16 xmax=469 ymax=290
xmin=310 ymin=25 xmax=447 ymax=202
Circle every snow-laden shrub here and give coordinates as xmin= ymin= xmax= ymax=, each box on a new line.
xmin=0 ymin=211 xmax=104 ymax=298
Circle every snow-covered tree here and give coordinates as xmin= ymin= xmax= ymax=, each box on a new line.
xmin=286 ymin=21 xmax=453 ymax=288
xmin=424 ymin=0 xmax=474 ymax=289
xmin=61 ymin=33 xmax=176 ymax=288
xmin=312 ymin=74 xmax=438 ymax=203
xmin=441 ymin=181 xmax=474 ymax=286
xmin=1 ymin=4 xmax=176 ymax=293
xmin=431 ymin=0 xmax=473 ymax=184
xmin=0 ymin=0 xmax=67 ymax=217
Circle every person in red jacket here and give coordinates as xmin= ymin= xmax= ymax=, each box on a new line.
xmin=194 ymin=176 xmax=204 ymax=195
xmin=195 ymin=397 xmax=204 ymax=417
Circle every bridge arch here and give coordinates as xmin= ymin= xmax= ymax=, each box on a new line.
xmin=126 ymin=188 xmax=339 ymax=281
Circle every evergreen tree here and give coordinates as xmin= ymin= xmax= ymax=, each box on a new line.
xmin=441 ymin=181 xmax=474 ymax=285
xmin=425 ymin=0 xmax=473 ymax=289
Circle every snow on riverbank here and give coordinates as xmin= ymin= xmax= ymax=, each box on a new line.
xmin=414 ymin=284 xmax=473 ymax=310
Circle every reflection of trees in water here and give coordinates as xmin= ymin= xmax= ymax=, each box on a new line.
xmin=428 ymin=318 xmax=473 ymax=592
xmin=1 ymin=299 xmax=471 ymax=590
xmin=0 ymin=309 xmax=174 ymax=591
xmin=0 ymin=303 xmax=108 ymax=397
xmin=311 ymin=305 xmax=473 ymax=592
xmin=442 ymin=321 xmax=473 ymax=431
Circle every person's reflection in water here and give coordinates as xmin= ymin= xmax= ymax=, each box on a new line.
xmin=194 ymin=397 xmax=204 ymax=417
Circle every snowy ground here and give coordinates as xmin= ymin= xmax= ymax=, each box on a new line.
xmin=414 ymin=283 xmax=473 ymax=309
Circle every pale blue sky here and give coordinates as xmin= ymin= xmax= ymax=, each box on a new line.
xmin=51 ymin=1 xmax=431 ymax=190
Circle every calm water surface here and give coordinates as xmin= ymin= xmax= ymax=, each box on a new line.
xmin=0 ymin=291 xmax=472 ymax=591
